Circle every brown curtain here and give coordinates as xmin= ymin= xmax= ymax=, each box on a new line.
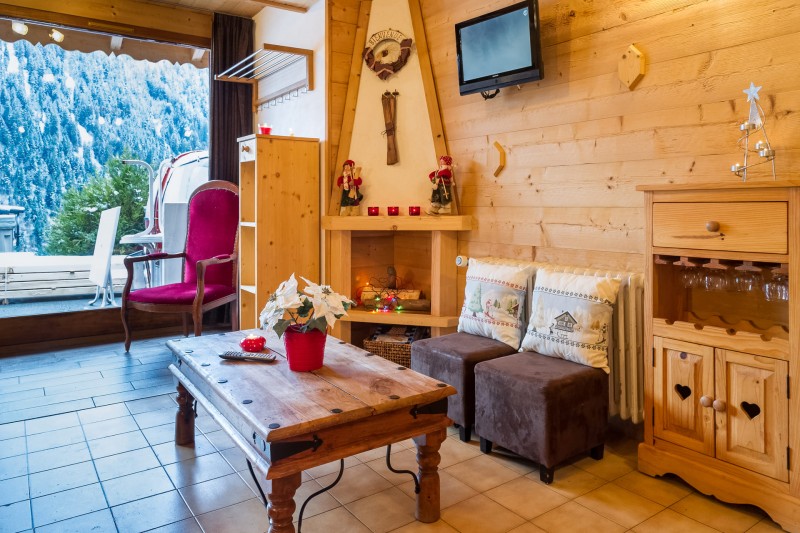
xmin=209 ymin=13 xmax=254 ymax=185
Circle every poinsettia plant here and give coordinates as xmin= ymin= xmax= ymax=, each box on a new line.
xmin=259 ymin=274 xmax=355 ymax=338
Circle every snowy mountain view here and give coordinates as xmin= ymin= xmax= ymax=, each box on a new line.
xmin=0 ymin=38 xmax=209 ymax=255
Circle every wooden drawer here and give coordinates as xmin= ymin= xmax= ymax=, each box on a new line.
xmin=239 ymin=139 xmax=256 ymax=162
xmin=652 ymin=202 xmax=787 ymax=254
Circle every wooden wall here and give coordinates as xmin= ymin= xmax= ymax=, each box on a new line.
xmin=416 ymin=0 xmax=800 ymax=273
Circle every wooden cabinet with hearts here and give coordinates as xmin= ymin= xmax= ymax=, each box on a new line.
xmin=637 ymin=182 xmax=800 ymax=531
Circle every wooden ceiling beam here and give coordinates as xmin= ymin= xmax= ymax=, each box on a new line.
xmin=249 ymin=0 xmax=308 ymax=13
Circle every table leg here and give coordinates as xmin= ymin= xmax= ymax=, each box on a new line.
xmin=267 ymin=472 xmax=302 ymax=533
xmin=413 ymin=427 xmax=446 ymax=522
xmin=175 ymin=382 xmax=195 ymax=446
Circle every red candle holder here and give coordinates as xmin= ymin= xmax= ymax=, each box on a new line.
xmin=408 ymin=206 xmax=421 ymax=216
xmin=387 ymin=206 xmax=399 ymax=216
xmin=367 ymin=206 xmax=379 ymax=216
xmin=239 ymin=334 xmax=266 ymax=352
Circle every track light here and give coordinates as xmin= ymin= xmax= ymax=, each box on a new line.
xmin=49 ymin=29 xmax=64 ymax=43
xmin=11 ymin=21 xmax=28 ymax=35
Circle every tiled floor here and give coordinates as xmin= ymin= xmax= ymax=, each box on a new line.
xmin=0 ymin=336 xmax=787 ymax=532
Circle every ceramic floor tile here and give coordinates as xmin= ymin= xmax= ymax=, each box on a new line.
xmin=194 ymin=415 xmax=222 ymax=434
xmin=0 ymin=475 xmax=29 ymax=506
xmin=671 ymin=493 xmax=764 ymax=532
xmin=81 ymin=415 xmax=139 ymax=440
xmin=0 ymin=436 xmax=25 ymax=459
xmin=125 ymin=394 xmax=177 ymax=415
xmin=133 ymin=407 xmax=176 ymax=429
xmin=76 ymin=403 xmax=131 ymax=425
xmin=0 ymin=421 xmax=24 ymax=440
xmin=111 ymin=490 xmax=193 ymax=533
xmin=355 ymin=443 xmax=406 ymax=463
xmin=507 ymin=523 xmax=547 ymax=533
xmin=94 ymin=446 xmax=161 ymax=481
xmin=163 ymin=451 xmax=235 ymax=488
xmin=24 ymin=411 xmax=80 ymax=435
xmin=484 ymin=449 xmax=537 ymax=475
xmin=398 ymin=470 xmax=478 ymax=510
xmin=389 ymin=520 xmax=460 ymax=532
xmin=146 ymin=517 xmax=204 ymax=533
xmin=0 ymin=499 xmax=31 ymax=533
xmin=143 ymin=422 xmax=198 ymax=447
xmin=444 ymin=454 xmax=521 ymax=493
xmin=485 ymin=476 xmax=569 ymax=520
xmin=195 ymin=497 xmax=270 ymax=533
xmin=571 ymin=450 xmax=635 ymax=481
xmin=365 ymin=448 xmax=420 ymax=485
xmin=305 ymin=456 xmax=360 ymax=479
xmin=632 ymin=508 xmax=720 ymax=533
xmin=30 ymin=482 xmax=107 ymax=527
xmin=440 ymin=494 xmax=526 ymax=533
xmin=203 ymin=429 xmax=237 ymax=451
xmin=526 ymin=464 xmax=606 ymax=499
xmin=345 ymin=487 xmax=417 ymax=533
xmin=219 ymin=446 xmax=249 ymax=472
xmin=576 ymin=483 xmax=664 ymax=529
xmin=291 ymin=478 xmax=340 ymax=522
xmin=25 ymin=425 xmax=85 ymax=453
xmin=747 ymin=517 xmax=786 ymax=532
xmin=438 ymin=436 xmax=483 ymax=469
xmin=0 ymin=453 xmax=27 ymax=480
xmin=101 ymin=466 xmax=175 ymax=507
xmin=613 ymin=471 xmax=693 ymax=507
xmin=87 ymin=429 xmax=149 ymax=459
xmin=33 ymin=509 xmax=117 ymax=533
xmin=29 ymin=460 xmax=99 ymax=498
xmin=532 ymin=501 xmax=626 ymax=533
xmin=317 ymin=463 xmax=393 ymax=505
xmin=295 ymin=507 xmax=371 ymax=533
xmin=153 ymin=434 xmax=216 ymax=465
xmin=27 ymin=442 xmax=91 ymax=474
xmin=179 ymin=472 xmax=256 ymax=515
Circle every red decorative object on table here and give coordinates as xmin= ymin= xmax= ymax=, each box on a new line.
xmin=408 ymin=206 xmax=420 ymax=216
xmin=388 ymin=206 xmax=399 ymax=216
xmin=368 ymin=206 xmax=379 ymax=216
xmin=239 ymin=334 xmax=266 ymax=352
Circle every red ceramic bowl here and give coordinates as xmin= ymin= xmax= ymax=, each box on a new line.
xmin=240 ymin=335 xmax=266 ymax=352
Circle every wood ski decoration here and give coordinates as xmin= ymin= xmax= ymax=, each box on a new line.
xmin=382 ymin=90 xmax=399 ymax=165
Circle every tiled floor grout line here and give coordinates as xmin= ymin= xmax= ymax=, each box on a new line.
xmin=76 ymin=408 xmax=121 ymax=533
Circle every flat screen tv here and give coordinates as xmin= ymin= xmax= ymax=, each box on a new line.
xmin=455 ymin=0 xmax=543 ymax=97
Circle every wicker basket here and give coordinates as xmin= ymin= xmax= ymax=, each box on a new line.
xmin=362 ymin=326 xmax=427 ymax=367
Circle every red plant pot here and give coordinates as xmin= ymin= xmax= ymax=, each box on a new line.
xmin=240 ymin=335 xmax=266 ymax=352
xmin=283 ymin=324 xmax=326 ymax=371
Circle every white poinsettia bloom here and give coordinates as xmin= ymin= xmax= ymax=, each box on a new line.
xmin=273 ymin=274 xmax=302 ymax=309
xmin=259 ymin=300 xmax=284 ymax=331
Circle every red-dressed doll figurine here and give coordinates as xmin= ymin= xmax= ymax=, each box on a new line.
xmin=428 ymin=155 xmax=453 ymax=215
xmin=337 ymin=159 xmax=363 ymax=216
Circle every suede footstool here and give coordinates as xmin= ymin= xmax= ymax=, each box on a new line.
xmin=411 ymin=332 xmax=517 ymax=442
xmin=474 ymin=352 xmax=608 ymax=484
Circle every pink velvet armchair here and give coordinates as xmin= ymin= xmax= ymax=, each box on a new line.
xmin=121 ymin=180 xmax=239 ymax=351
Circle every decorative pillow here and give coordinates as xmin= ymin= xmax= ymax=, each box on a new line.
xmin=457 ymin=258 xmax=531 ymax=349
xmin=520 ymin=269 xmax=620 ymax=373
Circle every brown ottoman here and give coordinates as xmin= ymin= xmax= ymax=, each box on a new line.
xmin=474 ymin=352 xmax=608 ymax=484
xmin=411 ymin=332 xmax=517 ymax=442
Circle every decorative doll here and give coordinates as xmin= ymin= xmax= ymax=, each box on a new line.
xmin=337 ymin=160 xmax=363 ymax=216
xmin=428 ymin=155 xmax=453 ymax=215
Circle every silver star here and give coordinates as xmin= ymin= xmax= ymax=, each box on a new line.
xmin=744 ymin=82 xmax=762 ymax=102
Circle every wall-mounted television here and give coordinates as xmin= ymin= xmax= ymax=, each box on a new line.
xmin=455 ymin=0 xmax=543 ymax=97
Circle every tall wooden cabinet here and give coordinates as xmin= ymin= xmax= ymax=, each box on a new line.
xmin=238 ymin=134 xmax=319 ymax=329
xmin=638 ymin=182 xmax=800 ymax=531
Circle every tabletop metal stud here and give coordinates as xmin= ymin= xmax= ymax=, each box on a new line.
xmin=437 ymin=383 xmax=447 ymax=388
xmin=201 ymin=363 xmax=210 ymax=367
xmin=184 ymin=350 xmax=193 ymax=354
xmin=339 ymin=341 xmax=346 ymax=344
xmin=365 ymin=353 xmax=374 ymax=357
xmin=331 ymin=408 xmax=343 ymax=413
xmin=389 ymin=395 xmax=400 ymax=400
xmin=268 ymin=423 xmax=281 ymax=429
xmin=242 ymin=399 xmax=253 ymax=404
xmin=397 ymin=366 xmax=406 ymax=370
xmin=217 ymin=379 xmax=228 ymax=384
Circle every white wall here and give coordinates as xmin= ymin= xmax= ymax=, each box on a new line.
xmin=346 ymin=0 xmax=439 ymax=215
xmin=252 ymin=1 xmax=326 ymax=141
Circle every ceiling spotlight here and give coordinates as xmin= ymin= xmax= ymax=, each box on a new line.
xmin=11 ymin=21 xmax=28 ymax=35
xmin=49 ymin=29 xmax=65 ymax=43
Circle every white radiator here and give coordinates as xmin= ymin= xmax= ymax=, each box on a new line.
xmin=460 ymin=258 xmax=646 ymax=423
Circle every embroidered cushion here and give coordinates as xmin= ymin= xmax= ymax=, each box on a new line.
xmin=520 ymin=269 xmax=620 ymax=373
xmin=457 ymin=258 xmax=532 ymax=349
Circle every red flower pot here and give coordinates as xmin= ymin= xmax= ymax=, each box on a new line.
xmin=283 ymin=324 xmax=326 ymax=371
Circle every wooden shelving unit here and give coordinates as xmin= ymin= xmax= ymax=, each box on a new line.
xmin=637 ymin=181 xmax=800 ymax=531
xmin=324 ymin=215 xmax=473 ymax=343
xmin=238 ymin=134 xmax=319 ymax=329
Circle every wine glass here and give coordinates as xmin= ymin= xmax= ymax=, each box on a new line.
xmin=703 ymin=269 xmax=730 ymax=291
xmin=733 ymin=270 xmax=762 ymax=292
xmin=764 ymin=273 xmax=789 ymax=301
xmin=679 ymin=266 xmax=702 ymax=288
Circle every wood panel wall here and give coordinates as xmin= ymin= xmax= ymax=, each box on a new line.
xmin=416 ymin=0 xmax=800 ymax=273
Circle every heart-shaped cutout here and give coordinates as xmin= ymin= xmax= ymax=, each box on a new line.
xmin=674 ymin=384 xmax=692 ymax=400
xmin=741 ymin=401 xmax=761 ymax=419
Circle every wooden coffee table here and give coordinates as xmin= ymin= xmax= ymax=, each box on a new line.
xmin=167 ymin=330 xmax=455 ymax=533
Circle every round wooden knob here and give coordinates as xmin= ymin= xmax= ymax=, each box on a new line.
xmin=242 ymin=145 xmax=251 ymax=153
xmin=712 ymin=399 xmax=727 ymax=412
xmin=706 ymin=221 xmax=720 ymax=232
xmin=700 ymin=395 xmax=714 ymax=408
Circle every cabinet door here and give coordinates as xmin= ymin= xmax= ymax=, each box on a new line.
xmin=715 ymin=349 xmax=789 ymax=482
xmin=653 ymin=337 xmax=715 ymax=455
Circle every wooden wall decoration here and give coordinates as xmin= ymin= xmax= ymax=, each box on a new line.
xmin=618 ymin=44 xmax=645 ymax=90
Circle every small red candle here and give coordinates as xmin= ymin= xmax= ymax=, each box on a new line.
xmin=240 ymin=334 xmax=266 ymax=352
xmin=408 ymin=206 xmax=421 ymax=216
xmin=367 ymin=206 xmax=379 ymax=216
xmin=388 ymin=206 xmax=399 ymax=216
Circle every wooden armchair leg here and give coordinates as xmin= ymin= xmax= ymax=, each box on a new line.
xmin=193 ymin=310 xmax=203 ymax=337
xmin=182 ymin=314 xmax=190 ymax=337
xmin=231 ymin=300 xmax=239 ymax=331
xmin=121 ymin=305 xmax=132 ymax=352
